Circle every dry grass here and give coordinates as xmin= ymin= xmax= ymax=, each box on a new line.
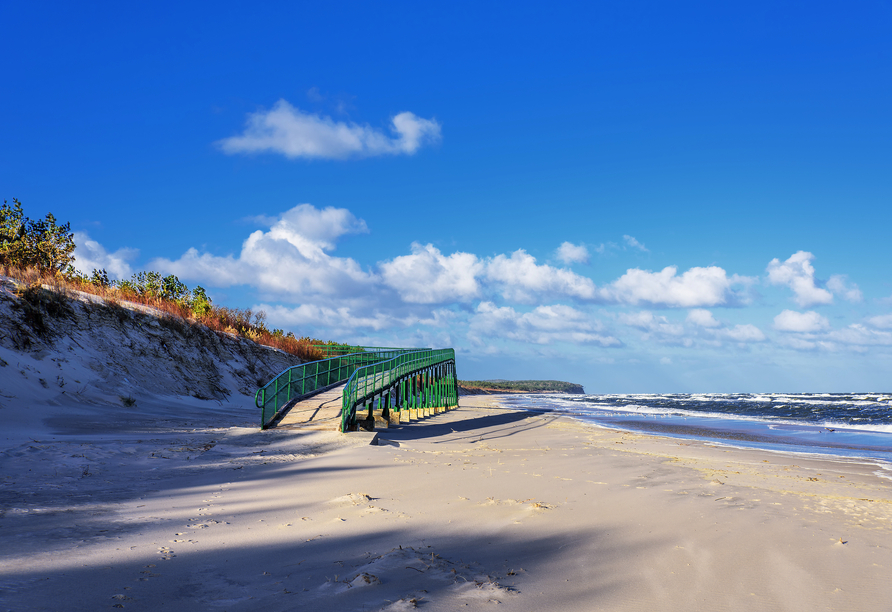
xmin=1 ymin=264 xmax=326 ymax=361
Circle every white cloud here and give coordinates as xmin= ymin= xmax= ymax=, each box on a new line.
xmin=773 ymin=322 xmax=892 ymax=352
xmin=603 ymin=266 xmax=751 ymax=308
xmin=71 ymin=232 xmax=138 ymax=280
xmin=150 ymin=204 xmax=375 ymax=298
xmin=469 ymin=302 xmax=621 ymax=346
xmin=623 ymin=235 xmax=648 ymax=252
xmin=718 ymin=324 xmax=766 ymax=342
xmin=618 ymin=311 xmax=686 ymax=337
xmin=660 ymin=357 xmax=672 ymax=365
xmin=257 ymin=303 xmax=400 ymax=333
xmin=776 ymin=335 xmax=820 ymax=351
xmin=484 ymin=250 xmax=598 ymax=302
xmin=827 ymin=274 xmax=863 ymax=302
xmin=555 ymin=242 xmax=589 ymax=265
xmin=380 ymin=243 xmax=482 ymax=304
xmin=686 ymin=308 xmax=721 ymax=328
xmin=773 ymin=310 xmax=830 ymax=333
xmin=151 ymin=248 xmax=246 ymax=286
xmin=826 ymin=324 xmax=892 ymax=347
xmin=256 ymin=304 xmax=462 ymax=344
xmin=867 ymin=314 xmax=892 ymax=329
xmin=766 ymin=251 xmax=833 ymax=307
xmin=217 ymin=100 xmax=441 ymax=159
xmin=769 ymin=314 xmax=892 ymax=352
xmin=267 ymin=203 xmax=368 ymax=251
xmin=620 ymin=309 xmax=765 ymax=346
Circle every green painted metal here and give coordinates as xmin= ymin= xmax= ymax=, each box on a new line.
xmin=340 ymin=349 xmax=458 ymax=432
xmin=255 ymin=347 xmax=426 ymax=429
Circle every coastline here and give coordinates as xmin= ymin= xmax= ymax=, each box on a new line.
xmin=3 ymin=393 xmax=892 ymax=610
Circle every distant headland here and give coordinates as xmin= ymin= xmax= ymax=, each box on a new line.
xmin=458 ymin=379 xmax=585 ymax=395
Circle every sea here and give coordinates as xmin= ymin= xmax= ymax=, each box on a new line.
xmin=499 ymin=392 xmax=892 ymax=468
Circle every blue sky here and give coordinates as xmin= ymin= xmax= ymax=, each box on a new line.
xmin=3 ymin=1 xmax=892 ymax=392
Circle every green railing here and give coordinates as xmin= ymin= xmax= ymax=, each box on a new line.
xmin=341 ymin=348 xmax=457 ymax=432
xmin=255 ymin=347 xmax=426 ymax=428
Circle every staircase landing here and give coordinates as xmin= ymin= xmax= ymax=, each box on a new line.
xmin=272 ymin=384 xmax=345 ymax=431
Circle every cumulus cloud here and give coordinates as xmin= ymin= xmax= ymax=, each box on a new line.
xmin=867 ymin=314 xmax=892 ymax=329
xmin=138 ymin=203 xmax=786 ymax=352
xmin=484 ymin=250 xmax=598 ymax=302
xmin=145 ymin=205 xmax=641 ymax=316
xmin=256 ymin=303 xmax=400 ymax=333
xmin=769 ymin=311 xmax=892 ymax=352
xmin=687 ymin=308 xmax=721 ymax=328
xmin=469 ymin=302 xmax=621 ymax=346
xmin=766 ymin=251 xmax=833 ymax=307
xmin=623 ymin=235 xmax=648 ymax=252
xmin=150 ymin=204 xmax=374 ymax=298
xmin=618 ymin=310 xmax=684 ymax=336
xmin=827 ymin=274 xmax=863 ymax=302
xmin=602 ymin=266 xmax=751 ymax=308
xmin=216 ymin=100 xmax=441 ymax=159
xmin=826 ymin=324 xmax=892 ymax=347
xmin=620 ymin=309 xmax=764 ymax=346
xmin=555 ymin=242 xmax=589 ymax=265
xmin=71 ymin=232 xmax=138 ymax=279
xmin=380 ymin=243 xmax=482 ymax=304
xmin=718 ymin=324 xmax=766 ymax=342
xmin=773 ymin=309 xmax=830 ymax=333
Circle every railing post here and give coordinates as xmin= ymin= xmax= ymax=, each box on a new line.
xmin=434 ymin=365 xmax=442 ymax=413
xmin=423 ymin=369 xmax=430 ymax=416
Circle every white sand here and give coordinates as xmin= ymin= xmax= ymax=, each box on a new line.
xmin=2 ymin=281 xmax=892 ymax=610
xmin=3 ymin=392 xmax=891 ymax=611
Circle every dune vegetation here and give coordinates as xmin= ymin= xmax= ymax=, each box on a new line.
xmin=1 ymin=198 xmax=347 ymax=362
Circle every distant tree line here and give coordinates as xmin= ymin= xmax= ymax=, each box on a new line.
xmin=458 ymin=380 xmax=584 ymax=393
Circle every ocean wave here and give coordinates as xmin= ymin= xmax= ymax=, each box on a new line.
xmin=508 ymin=392 xmax=892 ymax=432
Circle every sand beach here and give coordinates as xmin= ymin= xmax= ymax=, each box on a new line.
xmin=3 ymin=389 xmax=891 ymax=611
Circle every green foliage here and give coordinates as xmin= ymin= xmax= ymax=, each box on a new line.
xmin=118 ymin=271 xmax=193 ymax=302
xmin=90 ymin=268 xmax=112 ymax=287
xmin=132 ymin=271 xmax=163 ymax=297
xmin=0 ymin=213 xmax=334 ymax=360
xmin=1 ymin=198 xmax=75 ymax=273
xmin=161 ymin=274 xmax=189 ymax=302
xmin=190 ymin=285 xmax=212 ymax=317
